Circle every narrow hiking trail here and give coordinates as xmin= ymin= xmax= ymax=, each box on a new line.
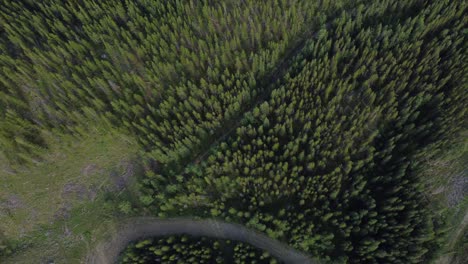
xmin=86 ymin=217 xmax=316 ymax=264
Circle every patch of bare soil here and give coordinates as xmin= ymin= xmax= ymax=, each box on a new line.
xmin=61 ymin=183 xmax=88 ymax=201
xmin=61 ymin=181 xmax=99 ymax=203
xmin=447 ymin=169 xmax=468 ymax=207
xmin=81 ymin=164 xmax=100 ymax=176
xmin=0 ymin=194 xmax=25 ymax=217
xmin=52 ymin=203 xmax=72 ymax=221
xmin=109 ymin=160 xmax=135 ymax=192
xmin=1 ymin=194 xmax=24 ymax=210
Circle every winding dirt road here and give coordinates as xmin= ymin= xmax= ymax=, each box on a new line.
xmin=86 ymin=217 xmax=317 ymax=264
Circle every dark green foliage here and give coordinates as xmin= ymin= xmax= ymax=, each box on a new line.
xmin=0 ymin=0 xmax=341 ymax=169
xmin=1 ymin=0 xmax=466 ymax=263
xmin=119 ymin=235 xmax=281 ymax=264
xmin=0 ymin=234 xmax=27 ymax=258
xmin=146 ymin=0 xmax=467 ymax=263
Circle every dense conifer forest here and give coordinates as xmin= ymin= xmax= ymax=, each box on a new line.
xmin=120 ymin=235 xmax=281 ymax=264
xmin=0 ymin=0 xmax=466 ymax=263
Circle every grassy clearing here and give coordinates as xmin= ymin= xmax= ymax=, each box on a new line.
xmin=422 ymin=131 xmax=467 ymax=198
xmin=435 ymin=198 xmax=468 ymax=264
xmin=2 ymin=196 xmax=134 ymax=263
xmin=0 ymin=124 xmax=141 ymax=262
xmin=421 ymin=130 xmax=468 ymax=264
xmin=451 ymin=213 xmax=467 ymax=264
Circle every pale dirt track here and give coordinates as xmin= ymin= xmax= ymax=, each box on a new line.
xmin=86 ymin=217 xmax=317 ymax=264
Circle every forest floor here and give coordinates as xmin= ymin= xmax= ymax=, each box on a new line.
xmin=86 ymin=217 xmax=316 ymax=264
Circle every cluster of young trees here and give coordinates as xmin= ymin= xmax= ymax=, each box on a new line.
xmin=0 ymin=0 xmax=350 ymax=167
xmin=119 ymin=235 xmax=280 ymax=264
xmin=144 ymin=0 xmax=466 ymax=262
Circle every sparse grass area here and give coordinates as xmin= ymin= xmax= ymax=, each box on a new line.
xmin=421 ymin=130 xmax=468 ymax=264
xmin=422 ymin=131 xmax=467 ymax=198
xmin=2 ymin=197 xmax=114 ymax=263
xmin=0 ymin=123 xmax=142 ymax=263
xmin=451 ymin=211 xmax=468 ymax=264
xmin=435 ymin=198 xmax=468 ymax=264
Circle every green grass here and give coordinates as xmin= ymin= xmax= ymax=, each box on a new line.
xmin=0 ymin=123 xmax=141 ymax=263
xmin=421 ymin=130 xmax=468 ymax=264
xmin=435 ymin=198 xmax=468 ymax=264
xmin=451 ymin=215 xmax=468 ymax=264
xmin=2 ymin=196 xmax=137 ymax=263
xmin=421 ymin=130 xmax=467 ymax=198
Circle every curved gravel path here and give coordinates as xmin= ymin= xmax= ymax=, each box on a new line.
xmin=86 ymin=217 xmax=317 ymax=264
